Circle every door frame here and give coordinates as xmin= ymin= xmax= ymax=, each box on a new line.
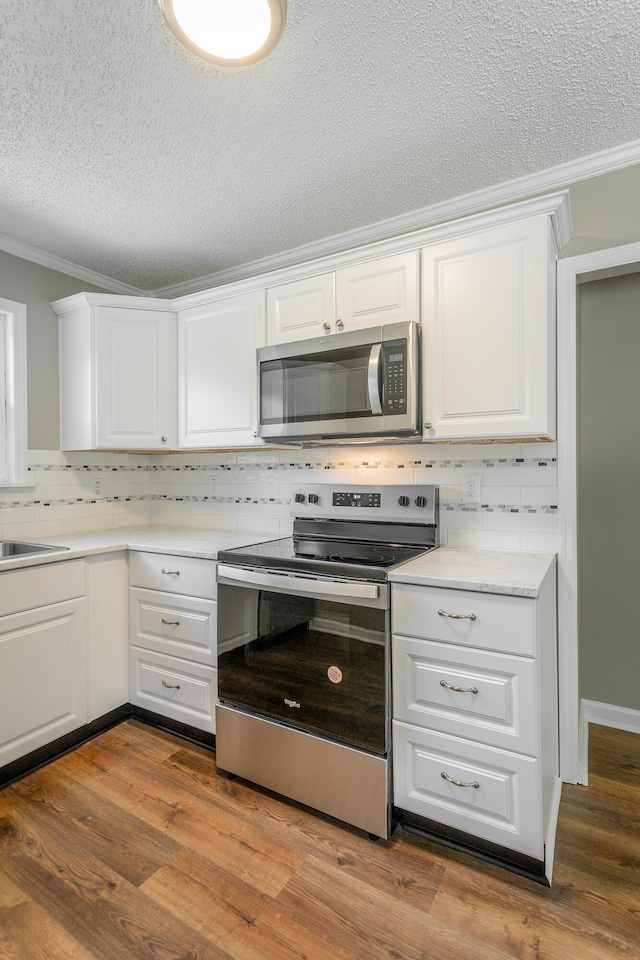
xmin=557 ymin=241 xmax=640 ymax=783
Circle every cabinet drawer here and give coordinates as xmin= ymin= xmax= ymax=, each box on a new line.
xmin=130 ymin=587 xmax=216 ymax=666
xmin=392 ymin=583 xmax=535 ymax=656
xmin=393 ymin=636 xmax=538 ymax=755
xmin=0 ymin=559 xmax=85 ymax=617
xmin=129 ymin=647 xmax=216 ymax=733
xmin=129 ymin=552 xmax=216 ymax=600
xmin=393 ymin=720 xmax=542 ymax=858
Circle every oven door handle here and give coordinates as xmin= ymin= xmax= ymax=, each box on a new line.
xmin=217 ymin=564 xmax=380 ymax=600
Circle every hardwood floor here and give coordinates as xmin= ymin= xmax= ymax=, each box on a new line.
xmin=1 ymin=721 xmax=639 ymax=959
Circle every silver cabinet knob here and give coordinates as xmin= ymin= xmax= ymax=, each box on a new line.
xmin=424 ymin=421 xmax=433 ymax=430
xmin=323 ymin=322 xmax=331 ymax=333
xmin=336 ymin=319 xmax=344 ymax=331
xmin=161 ymin=435 xmax=168 ymax=443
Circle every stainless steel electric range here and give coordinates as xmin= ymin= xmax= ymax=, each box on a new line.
xmin=215 ymin=484 xmax=438 ymax=839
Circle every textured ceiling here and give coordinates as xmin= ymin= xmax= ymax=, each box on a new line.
xmin=1 ymin=0 xmax=640 ymax=292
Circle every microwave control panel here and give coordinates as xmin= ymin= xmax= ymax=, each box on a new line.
xmin=383 ymin=341 xmax=407 ymax=415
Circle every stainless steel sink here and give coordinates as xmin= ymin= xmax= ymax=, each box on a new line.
xmin=0 ymin=541 xmax=69 ymax=560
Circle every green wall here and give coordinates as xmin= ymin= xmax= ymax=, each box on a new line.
xmin=0 ymin=252 xmax=109 ymax=450
xmin=578 ymin=271 xmax=640 ymax=710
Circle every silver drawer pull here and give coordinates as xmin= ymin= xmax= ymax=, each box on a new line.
xmin=438 ymin=608 xmax=476 ymax=621
xmin=440 ymin=679 xmax=479 ymax=695
xmin=441 ymin=771 xmax=480 ymax=789
xmin=161 ymin=618 xmax=180 ymax=626
xmin=162 ymin=680 xmax=181 ymax=690
xmin=161 ymin=568 xmax=180 ymax=575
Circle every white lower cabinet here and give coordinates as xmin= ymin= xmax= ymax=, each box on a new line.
xmin=392 ymin=570 xmax=559 ymax=880
xmin=129 ymin=647 xmax=216 ymax=733
xmin=394 ymin=722 xmax=542 ymax=858
xmin=0 ymin=561 xmax=87 ymax=767
xmin=129 ymin=552 xmax=217 ymax=734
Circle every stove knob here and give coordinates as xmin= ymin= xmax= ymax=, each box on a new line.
xmin=294 ymin=493 xmax=306 ymax=504
xmin=398 ymin=496 xmax=410 ymax=507
xmin=415 ymin=496 xmax=428 ymax=508
xmin=308 ymin=493 xmax=319 ymax=504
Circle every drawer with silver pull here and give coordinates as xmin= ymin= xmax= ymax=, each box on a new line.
xmin=392 ymin=635 xmax=538 ymax=754
xmin=393 ymin=720 xmax=542 ymax=858
xmin=129 ymin=646 xmax=216 ymax=733
xmin=129 ymin=551 xmax=216 ymax=599
xmin=391 ymin=583 xmax=536 ymax=656
xmin=130 ymin=587 xmax=216 ymax=666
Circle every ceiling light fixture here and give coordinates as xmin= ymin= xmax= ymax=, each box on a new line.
xmin=158 ymin=0 xmax=287 ymax=66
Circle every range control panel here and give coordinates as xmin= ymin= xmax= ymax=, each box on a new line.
xmin=291 ymin=484 xmax=438 ymax=525
xmin=333 ymin=491 xmax=381 ymax=508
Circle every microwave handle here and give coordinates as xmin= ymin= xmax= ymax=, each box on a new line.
xmin=367 ymin=343 xmax=383 ymax=416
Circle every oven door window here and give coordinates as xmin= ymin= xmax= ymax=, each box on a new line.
xmin=260 ymin=344 xmax=376 ymax=424
xmin=217 ymin=583 xmax=387 ymax=755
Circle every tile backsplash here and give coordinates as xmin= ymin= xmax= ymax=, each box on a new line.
xmin=0 ymin=444 xmax=558 ymax=552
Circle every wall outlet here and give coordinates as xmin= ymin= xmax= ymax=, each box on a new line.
xmin=210 ymin=476 xmax=219 ymax=497
xmin=91 ymin=479 xmax=104 ymax=499
xmin=462 ymin=474 xmax=481 ymax=503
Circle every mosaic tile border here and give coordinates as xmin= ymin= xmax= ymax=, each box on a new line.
xmin=25 ymin=455 xmax=557 ymax=474
xmin=0 ymin=495 xmax=149 ymax=511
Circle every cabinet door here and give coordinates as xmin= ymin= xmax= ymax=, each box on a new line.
xmin=266 ymin=274 xmax=335 ymax=343
xmin=0 ymin=599 xmax=87 ymax=767
xmin=95 ymin=307 xmax=175 ymax=449
xmin=335 ymin=252 xmax=418 ymax=332
xmin=421 ymin=217 xmax=555 ymax=441
xmin=178 ymin=291 xmax=265 ymax=447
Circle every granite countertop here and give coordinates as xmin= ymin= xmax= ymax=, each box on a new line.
xmin=389 ymin=546 xmax=556 ymax=598
xmin=0 ymin=525 xmax=279 ymax=573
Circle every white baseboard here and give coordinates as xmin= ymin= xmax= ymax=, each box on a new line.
xmin=582 ymin=699 xmax=640 ymax=735
xmin=579 ymin=699 xmax=640 ymax=785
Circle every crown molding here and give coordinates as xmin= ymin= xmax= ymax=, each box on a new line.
xmin=2 ymin=137 xmax=640 ymax=300
xmin=154 ymin=136 xmax=640 ymax=299
xmin=0 ymin=232 xmax=145 ymax=296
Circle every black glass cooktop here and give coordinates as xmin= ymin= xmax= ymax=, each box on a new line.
xmin=218 ymin=535 xmax=433 ymax=582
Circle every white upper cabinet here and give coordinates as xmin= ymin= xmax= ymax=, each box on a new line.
xmin=54 ymin=294 xmax=176 ymax=450
xmin=178 ymin=290 xmax=266 ymax=447
xmin=95 ymin=306 xmax=175 ymax=449
xmin=266 ymin=251 xmax=418 ymax=344
xmin=421 ymin=215 xmax=557 ymax=442
xmin=266 ymin=273 xmax=335 ymax=343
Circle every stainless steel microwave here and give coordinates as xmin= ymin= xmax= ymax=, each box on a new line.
xmin=256 ymin=320 xmax=420 ymax=443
